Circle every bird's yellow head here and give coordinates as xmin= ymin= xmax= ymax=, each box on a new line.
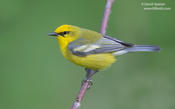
xmin=49 ymin=25 xmax=81 ymax=45
xmin=55 ymin=25 xmax=77 ymax=34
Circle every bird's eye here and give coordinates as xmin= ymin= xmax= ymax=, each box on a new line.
xmin=63 ymin=31 xmax=70 ymax=35
xmin=58 ymin=31 xmax=70 ymax=37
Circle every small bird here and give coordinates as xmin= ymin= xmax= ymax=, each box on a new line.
xmin=49 ymin=25 xmax=160 ymax=78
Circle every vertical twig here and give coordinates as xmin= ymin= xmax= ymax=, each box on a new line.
xmin=71 ymin=80 xmax=90 ymax=109
xmin=71 ymin=70 xmax=95 ymax=109
xmin=71 ymin=0 xmax=114 ymax=109
xmin=100 ymin=0 xmax=115 ymax=36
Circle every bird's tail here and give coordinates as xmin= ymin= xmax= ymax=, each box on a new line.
xmin=113 ymin=45 xmax=160 ymax=56
xmin=127 ymin=45 xmax=160 ymax=52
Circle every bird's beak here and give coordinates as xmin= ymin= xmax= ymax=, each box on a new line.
xmin=48 ymin=32 xmax=58 ymax=36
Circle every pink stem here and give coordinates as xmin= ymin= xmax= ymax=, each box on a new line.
xmin=71 ymin=81 xmax=90 ymax=109
xmin=71 ymin=0 xmax=114 ymax=109
xmin=100 ymin=0 xmax=114 ymax=35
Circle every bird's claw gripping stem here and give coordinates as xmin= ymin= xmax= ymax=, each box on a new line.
xmin=81 ymin=79 xmax=93 ymax=89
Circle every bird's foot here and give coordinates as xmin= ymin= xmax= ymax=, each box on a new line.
xmin=81 ymin=79 xmax=93 ymax=89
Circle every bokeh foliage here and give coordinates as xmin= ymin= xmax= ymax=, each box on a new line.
xmin=0 ymin=0 xmax=175 ymax=109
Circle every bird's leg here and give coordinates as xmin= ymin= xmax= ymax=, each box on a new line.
xmin=84 ymin=68 xmax=98 ymax=80
xmin=81 ymin=68 xmax=98 ymax=88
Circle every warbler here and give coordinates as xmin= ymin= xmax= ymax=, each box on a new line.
xmin=49 ymin=25 xmax=160 ymax=73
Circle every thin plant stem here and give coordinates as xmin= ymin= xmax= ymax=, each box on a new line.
xmin=100 ymin=0 xmax=115 ymax=36
xmin=71 ymin=80 xmax=90 ymax=109
xmin=71 ymin=0 xmax=115 ymax=109
xmin=71 ymin=70 xmax=96 ymax=109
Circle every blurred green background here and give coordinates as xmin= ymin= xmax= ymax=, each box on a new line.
xmin=0 ymin=0 xmax=175 ymax=109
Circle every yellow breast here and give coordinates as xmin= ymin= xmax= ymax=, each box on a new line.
xmin=57 ymin=37 xmax=116 ymax=70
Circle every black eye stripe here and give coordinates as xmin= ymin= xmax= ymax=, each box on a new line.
xmin=58 ymin=31 xmax=70 ymax=36
xmin=64 ymin=31 xmax=70 ymax=34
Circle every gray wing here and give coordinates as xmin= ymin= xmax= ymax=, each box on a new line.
xmin=68 ymin=36 xmax=134 ymax=57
